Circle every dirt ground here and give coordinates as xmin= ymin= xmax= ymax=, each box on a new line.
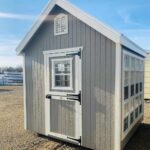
xmin=0 ymin=86 xmax=150 ymax=150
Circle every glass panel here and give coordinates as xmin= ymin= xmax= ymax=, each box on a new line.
xmin=139 ymin=104 xmax=142 ymax=114
xmin=124 ymin=55 xmax=130 ymax=69
xmin=55 ymin=60 xmax=70 ymax=74
xmin=135 ymin=107 xmax=138 ymax=118
xmin=131 ymin=84 xmax=134 ymax=96
xmin=55 ymin=75 xmax=70 ymax=87
xmin=130 ymin=112 xmax=134 ymax=124
xmin=124 ymin=71 xmax=129 ymax=86
xmin=136 ymin=83 xmax=139 ymax=94
xmin=124 ymin=86 xmax=129 ymax=100
xmin=140 ymin=82 xmax=142 ymax=92
xmin=124 ymin=116 xmax=128 ymax=131
xmin=131 ymin=57 xmax=135 ymax=70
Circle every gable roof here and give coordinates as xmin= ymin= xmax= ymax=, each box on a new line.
xmin=16 ymin=0 xmax=146 ymax=56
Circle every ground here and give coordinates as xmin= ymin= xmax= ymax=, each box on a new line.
xmin=0 ymin=86 xmax=150 ymax=150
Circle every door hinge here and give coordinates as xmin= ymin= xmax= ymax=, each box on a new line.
xmin=67 ymin=136 xmax=81 ymax=144
xmin=66 ymin=50 xmax=81 ymax=58
xmin=67 ymin=91 xmax=81 ymax=105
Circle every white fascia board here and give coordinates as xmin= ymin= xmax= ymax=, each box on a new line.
xmin=121 ymin=35 xmax=146 ymax=57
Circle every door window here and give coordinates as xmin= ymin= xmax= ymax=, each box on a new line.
xmin=51 ymin=58 xmax=73 ymax=90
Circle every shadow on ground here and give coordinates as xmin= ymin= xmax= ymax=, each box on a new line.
xmin=124 ymin=123 xmax=150 ymax=150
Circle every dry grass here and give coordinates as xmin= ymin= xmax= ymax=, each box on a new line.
xmin=0 ymin=86 xmax=150 ymax=150
xmin=0 ymin=86 xmax=84 ymax=150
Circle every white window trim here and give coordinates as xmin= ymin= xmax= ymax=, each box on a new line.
xmin=54 ymin=13 xmax=68 ymax=36
xmin=122 ymin=50 xmax=144 ymax=140
xmin=51 ymin=57 xmax=73 ymax=91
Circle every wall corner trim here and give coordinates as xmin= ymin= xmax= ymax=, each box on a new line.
xmin=114 ymin=43 xmax=122 ymax=150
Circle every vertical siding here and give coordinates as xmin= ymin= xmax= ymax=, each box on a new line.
xmin=24 ymin=6 xmax=116 ymax=150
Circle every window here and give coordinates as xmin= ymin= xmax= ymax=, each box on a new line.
xmin=130 ymin=112 xmax=134 ymax=125
xmin=131 ymin=57 xmax=135 ymax=70
xmin=140 ymin=82 xmax=142 ymax=92
xmin=139 ymin=104 xmax=142 ymax=114
xmin=54 ymin=14 xmax=68 ymax=35
xmin=124 ymin=55 xmax=130 ymax=69
xmin=51 ymin=58 xmax=73 ymax=90
xmin=124 ymin=71 xmax=129 ymax=86
xmin=124 ymin=116 xmax=129 ymax=131
xmin=135 ymin=107 xmax=138 ymax=118
xmin=124 ymin=86 xmax=129 ymax=100
xmin=131 ymin=71 xmax=135 ymax=84
xmin=131 ymin=84 xmax=134 ymax=96
xmin=136 ymin=83 xmax=139 ymax=94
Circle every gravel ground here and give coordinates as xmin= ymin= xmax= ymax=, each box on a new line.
xmin=0 ymin=86 xmax=150 ymax=150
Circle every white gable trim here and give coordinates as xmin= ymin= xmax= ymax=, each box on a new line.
xmin=16 ymin=0 xmax=146 ymax=57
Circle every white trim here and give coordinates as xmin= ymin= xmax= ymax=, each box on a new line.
xmin=43 ymin=47 xmax=83 ymax=55
xmin=114 ymin=43 xmax=122 ymax=150
xmin=23 ymin=53 xmax=27 ymax=129
xmin=44 ymin=53 xmax=50 ymax=134
xmin=16 ymin=0 xmax=146 ymax=57
xmin=47 ymin=132 xmax=80 ymax=145
xmin=121 ymin=49 xmax=144 ymax=140
xmin=51 ymin=57 xmax=73 ymax=91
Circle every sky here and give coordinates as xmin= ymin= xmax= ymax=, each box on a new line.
xmin=0 ymin=0 xmax=150 ymax=67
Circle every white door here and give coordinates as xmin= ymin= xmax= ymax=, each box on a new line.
xmin=44 ymin=47 xmax=82 ymax=144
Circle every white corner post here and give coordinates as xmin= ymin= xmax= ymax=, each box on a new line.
xmin=23 ymin=53 xmax=27 ymax=129
xmin=114 ymin=43 xmax=122 ymax=150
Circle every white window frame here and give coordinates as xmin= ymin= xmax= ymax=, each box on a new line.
xmin=54 ymin=13 xmax=68 ymax=36
xmin=51 ymin=57 xmax=73 ymax=91
xmin=122 ymin=50 xmax=145 ymax=140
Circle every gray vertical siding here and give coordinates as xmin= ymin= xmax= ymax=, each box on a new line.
xmin=50 ymin=100 xmax=75 ymax=137
xmin=24 ymin=6 xmax=116 ymax=150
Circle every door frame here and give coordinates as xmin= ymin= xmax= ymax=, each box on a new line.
xmin=43 ymin=47 xmax=83 ymax=144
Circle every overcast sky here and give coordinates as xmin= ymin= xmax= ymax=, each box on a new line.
xmin=0 ymin=0 xmax=150 ymax=67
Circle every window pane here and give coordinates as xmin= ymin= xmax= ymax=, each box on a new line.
xmin=135 ymin=108 xmax=138 ymax=118
xmin=124 ymin=55 xmax=130 ymax=69
xmin=54 ymin=60 xmax=70 ymax=74
xmin=130 ymin=112 xmax=134 ymax=124
xmin=131 ymin=57 xmax=135 ymax=70
xmin=140 ymin=82 xmax=142 ymax=92
xmin=136 ymin=83 xmax=139 ymax=94
xmin=124 ymin=71 xmax=129 ymax=86
xmin=124 ymin=86 xmax=129 ymax=100
xmin=139 ymin=104 xmax=142 ymax=114
xmin=55 ymin=75 xmax=70 ymax=87
xmin=124 ymin=116 xmax=128 ymax=131
xmin=131 ymin=84 xmax=134 ymax=96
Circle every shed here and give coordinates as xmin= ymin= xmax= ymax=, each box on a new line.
xmin=144 ymin=51 xmax=150 ymax=100
xmin=16 ymin=0 xmax=146 ymax=149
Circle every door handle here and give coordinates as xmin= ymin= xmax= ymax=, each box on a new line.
xmin=46 ymin=94 xmax=52 ymax=99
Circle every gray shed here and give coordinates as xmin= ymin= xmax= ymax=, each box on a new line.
xmin=16 ymin=0 xmax=146 ymax=149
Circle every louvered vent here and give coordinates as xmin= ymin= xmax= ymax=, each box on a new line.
xmin=54 ymin=14 xmax=68 ymax=35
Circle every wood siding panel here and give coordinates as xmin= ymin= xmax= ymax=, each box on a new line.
xmin=24 ymin=6 xmax=116 ymax=150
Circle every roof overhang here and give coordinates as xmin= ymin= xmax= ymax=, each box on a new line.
xmin=16 ymin=0 xmax=146 ymax=57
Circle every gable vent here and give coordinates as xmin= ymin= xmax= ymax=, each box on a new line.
xmin=54 ymin=13 xmax=68 ymax=35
